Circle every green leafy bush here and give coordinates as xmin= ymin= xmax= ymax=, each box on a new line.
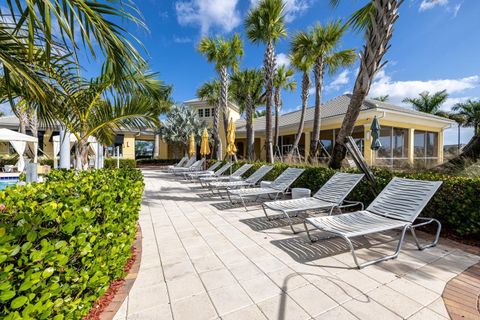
xmin=224 ymin=160 xmax=480 ymax=237
xmin=103 ymin=158 xmax=136 ymax=169
xmin=0 ymin=169 xmax=144 ymax=319
xmin=136 ymin=158 xmax=178 ymax=166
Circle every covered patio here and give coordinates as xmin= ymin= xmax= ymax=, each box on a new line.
xmin=113 ymin=169 xmax=479 ymax=320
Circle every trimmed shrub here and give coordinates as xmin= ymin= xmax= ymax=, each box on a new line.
xmin=103 ymin=158 xmax=136 ymax=169
xmin=224 ymin=160 xmax=480 ymax=237
xmin=0 ymin=169 xmax=144 ymax=319
xmin=136 ymin=158 xmax=178 ymax=166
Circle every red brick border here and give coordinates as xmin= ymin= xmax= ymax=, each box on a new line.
xmin=99 ymin=226 xmax=143 ymax=320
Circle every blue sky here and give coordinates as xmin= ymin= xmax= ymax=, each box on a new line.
xmin=3 ymin=0 xmax=479 ymax=145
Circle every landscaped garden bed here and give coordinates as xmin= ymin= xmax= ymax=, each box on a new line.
xmin=0 ymin=169 xmax=144 ymax=319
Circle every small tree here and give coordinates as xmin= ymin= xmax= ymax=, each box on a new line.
xmin=402 ymin=90 xmax=449 ymax=116
xmin=273 ymin=65 xmax=296 ymax=155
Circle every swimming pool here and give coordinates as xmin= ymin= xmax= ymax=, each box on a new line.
xmin=0 ymin=180 xmax=19 ymax=190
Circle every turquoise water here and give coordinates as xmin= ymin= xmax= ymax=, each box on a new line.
xmin=0 ymin=180 xmax=18 ymax=190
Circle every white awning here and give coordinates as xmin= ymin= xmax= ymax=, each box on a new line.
xmin=0 ymin=128 xmax=38 ymax=170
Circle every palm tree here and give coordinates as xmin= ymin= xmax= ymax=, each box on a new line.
xmin=329 ymin=0 xmax=403 ymax=169
xmin=158 ymin=105 xmax=208 ymax=158
xmin=452 ymin=100 xmax=480 ymax=135
xmin=437 ymin=100 xmax=480 ymax=171
xmin=273 ymin=65 xmax=296 ymax=155
xmin=309 ymin=20 xmax=356 ymax=160
xmin=197 ymin=80 xmax=223 ymax=159
xmin=448 ymin=112 xmax=466 ymax=155
xmin=230 ymin=69 xmax=265 ymax=160
xmin=402 ymin=90 xmax=449 ymax=116
xmin=288 ymin=33 xmax=314 ymax=159
xmin=198 ymin=34 xmax=243 ymax=160
xmin=53 ymin=65 xmax=171 ymax=170
xmin=254 ymin=110 xmax=267 ymax=118
xmin=245 ymin=0 xmax=287 ymax=163
xmin=1 ymin=1 xmax=147 ymax=104
xmin=372 ymin=95 xmax=390 ymax=102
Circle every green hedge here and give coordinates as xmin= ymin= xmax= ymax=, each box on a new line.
xmin=0 ymin=169 xmax=144 ymax=319
xmin=103 ymin=158 xmax=136 ymax=169
xmin=136 ymin=158 xmax=178 ymax=166
xmin=222 ymin=160 xmax=480 ymax=237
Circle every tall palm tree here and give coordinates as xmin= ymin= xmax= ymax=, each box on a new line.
xmin=273 ymin=65 xmax=296 ymax=155
xmin=198 ymin=34 xmax=243 ymax=160
xmin=197 ymin=80 xmax=223 ymax=159
xmin=452 ymin=100 xmax=480 ymax=136
xmin=230 ymin=69 xmax=265 ymax=160
xmin=1 ymin=1 xmax=147 ymax=104
xmin=288 ymin=33 xmax=314 ymax=159
xmin=329 ymin=0 xmax=403 ymax=169
xmin=402 ymin=90 xmax=449 ymax=116
xmin=245 ymin=0 xmax=287 ymax=163
xmin=372 ymin=95 xmax=390 ymax=102
xmin=309 ymin=20 xmax=356 ymax=160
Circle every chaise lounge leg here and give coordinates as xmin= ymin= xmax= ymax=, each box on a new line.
xmin=410 ymin=218 xmax=441 ymax=250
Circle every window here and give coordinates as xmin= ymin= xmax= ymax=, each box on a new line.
xmin=198 ymin=109 xmax=204 ymax=117
xmin=374 ymin=126 xmax=409 ymax=167
xmin=211 ymin=108 xmax=215 ymax=116
xmin=413 ymin=130 xmax=439 ymax=168
xmin=204 ymin=108 xmax=210 ymax=117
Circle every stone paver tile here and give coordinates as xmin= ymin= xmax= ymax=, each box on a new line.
xmin=171 ymin=292 xmax=217 ymax=320
xmin=257 ymin=294 xmax=310 ymax=320
xmin=267 ymin=268 xmax=309 ymax=292
xmin=192 ymin=254 xmax=224 ymax=273
xmin=288 ymin=283 xmax=338 ymax=317
xmin=221 ymin=304 xmax=268 ymax=320
xmin=359 ymin=264 xmax=399 ymax=285
xmin=163 ymin=260 xmax=196 ymax=281
xmin=208 ymin=283 xmax=253 ymax=316
xmin=404 ymin=270 xmax=447 ymax=294
xmin=167 ymin=273 xmax=205 ymax=302
xmin=314 ymin=305 xmax=358 ymax=320
xmin=427 ymin=298 xmax=450 ymax=318
xmin=127 ymin=283 xmax=169 ymax=314
xmin=127 ymin=304 xmax=172 ymax=320
xmin=200 ymin=268 xmax=237 ymax=291
xmin=368 ymin=285 xmax=423 ymax=318
xmin=229 ymin=260 xmax=263 ymax=281
xmin=407 ymin=307 xmax=448 ymax=320
xmin=253 ymin=256 xmax=287 ymax=273
xmin=386 ymin=278 xmax=438 ymax=306
xmin=239 ymin=274 xmax=282 ymax=303
xmin=342 ymin=297 xmax=402 ymax=320
xmin=217 ymin=249 xmax=250 ymax=267
xmin=310 ymin=276 xmax=365 ymax=304
xmin=133 ymin=265 xmax=165 ymax=289
xmin=334 ymin=269 xmax=381 ymax=294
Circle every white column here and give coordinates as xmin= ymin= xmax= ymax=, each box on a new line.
xmin=59 ymin=127 xmax=71 ymax=169
xmin=96 ymin=144 xmax=104 ymax=169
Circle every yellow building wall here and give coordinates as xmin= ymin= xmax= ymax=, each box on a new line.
xmin=122 ymin=134 xmax=136 ymax=159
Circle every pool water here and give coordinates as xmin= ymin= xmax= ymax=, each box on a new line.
xmin=0 ymin=180 xmax=19 ymax=190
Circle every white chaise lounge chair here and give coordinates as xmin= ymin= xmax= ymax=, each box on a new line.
xmin=192 ymin=162 xmax=233 ymax=182
xmin=208 ymin=165 xmax=274 ymax=197
xmin=167 ymin=156 xmax=189 ymax=172
xmin=227 ymin=168 xmax=305 ymax=211
xmin=185 ymin=161 xmax=222 ymax=180
xmin=199 ymin=163 xmax=253 ymax=187
xmin=262 ymin=172 xmax=365 ymax=233
xmin=172 ymin=158 xmax=205 ymax=175
xmin=304 ymin=177 xmax=442 ymax=269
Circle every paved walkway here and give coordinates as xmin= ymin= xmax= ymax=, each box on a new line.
xmin=113 ymin=169 xmax=479 ymax=320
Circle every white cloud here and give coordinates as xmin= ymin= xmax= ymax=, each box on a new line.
xmin=173 ymin=36 xmax=192 ymax=44
xmin=275 ymin=53 xmax=290 ymax=68
xmin=249 ymin=0 xmax=314 ymax=23
xmin=326 ymin=70 xmax=350 ymax=91
xmin=176 ymin=0 xmax=241 ymax=34
xmin=419 ymin=0 xmax=449 ymax=11
xmin=369 ymin=70 xmax=480 ymax=109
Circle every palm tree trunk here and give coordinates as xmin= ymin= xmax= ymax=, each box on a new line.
xmin=263 ymin=40 xmax=275 ymax=163
xmin=75 ymin=138 xmax=89 ymax=171
xmin=289 ymin=72 xmax=310 ymax=159
xmin=220 ymin=66 xmax=230 ymax=142
xmin=26 ymin=107 xmax=38 ymax=159
xmin=213 ymin=102 xmax=222 ymax=160
xmin=329 ymin=0 xmax=401 ymax=169
xmin=154 ymin=133 xmax=160 ymax=158
xmin=274 ymin=87 xmax=281 ymax=155
xmin=246 ymin=96 xmax=255 ymax=160
xmin=310 ymin=59 xmax=324 ymax=161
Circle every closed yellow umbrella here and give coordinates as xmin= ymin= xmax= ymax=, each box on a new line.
xmin=188 ymin=133 xmax=195 ymax=157
xmin=200 ymin=128 xmax=210 ymax=156
xmin=226 ymin=118 xmax=237 ymax=156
